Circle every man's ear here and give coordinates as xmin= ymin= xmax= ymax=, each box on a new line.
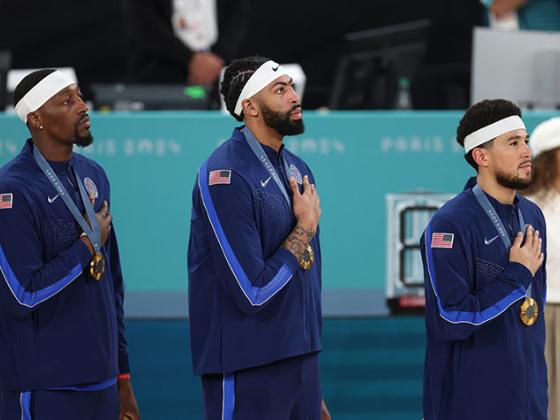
xmin=242 ymin=99 xmax=259 ymax=118
xmin=27 ymin=112 xmax=43 ymax=131
xmin=472 ymin=147 xmax=489 ymax=168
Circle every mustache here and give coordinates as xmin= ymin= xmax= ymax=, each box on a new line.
xmin=289 ymin=104 xmax=302 ymax=114
xmin=76 ymin=113 xmax=89 ymax=126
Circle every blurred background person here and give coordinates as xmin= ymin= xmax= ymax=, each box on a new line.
xmin=123 ymin=0 xmax=250 ymax=86
xmin=526 ymin=117 xmax=560 ymax=420
xmin=0 ymin=0 xmax=485 ymax=110
xmin=482 ymin=0 xmax=560 ymax=31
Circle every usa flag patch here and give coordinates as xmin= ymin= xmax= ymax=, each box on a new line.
xmin=0 ymin=193 xmax=13 ymax=209
xmin=431 ymin=232 xmax=454 ymax=249
xmin=209 ymin=170 xmax=231 ymax=186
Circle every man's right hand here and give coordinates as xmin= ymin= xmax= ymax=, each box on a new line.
xmin=80 ymin=200 xmax=112 ymax=254
xmin=96 ymin=200 xmax=112 ymax=246
xmin=282 ymin=175 xmax=321 ymax=261
xmin=289 ymin=175 xmax=321 ymax=233
xmin=509 ymin=225 xmax=544 ymax=276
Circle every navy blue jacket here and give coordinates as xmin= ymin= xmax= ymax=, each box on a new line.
xmin=0 ymin=140 xmax=129 ymax=391
xmin=188 ymin=127 xmax=322 ymax=375
xmin=421 ymin=178 xmax=547 ymax=420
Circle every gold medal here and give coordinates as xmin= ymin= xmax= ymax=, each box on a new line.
xmin=520 ymin=297 xmax=539 ymax=326
xmin=89 ymin=252 xmax=105 ymax=281
xmin=298 ymin=244 xmax=314 ymax=271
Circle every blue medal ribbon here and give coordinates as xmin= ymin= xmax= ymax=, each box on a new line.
xmin=243 ymin=128 xmax=293 ymax=206
xmin=33 ymin=146 xmax=101 ymax=253
xmin=472 ymin=184 xmax=532 ymax=298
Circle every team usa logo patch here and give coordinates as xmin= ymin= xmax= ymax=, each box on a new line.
xmin=0 ymin=193 xmax=13 ymax=209
xmin=289 ymin=164 xmax=303 ymax=185
xmin=431 ymin=232 xmax=454 ymax=249
xmin=209 ymin=169 xmax=232 ymax=186
xmin=83 ymin=177 xmax=99 ymax=199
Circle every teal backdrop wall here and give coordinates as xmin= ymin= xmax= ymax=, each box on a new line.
xmin=1 ymin=111 xmax=555 ymax=316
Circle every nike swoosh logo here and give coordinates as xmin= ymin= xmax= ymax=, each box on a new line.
xmin=47 ymin=193 xmax=60 ymax=204
xmin=484 ymin=235 xmax=500 ymax=245
xmin=260 ymin=176 xmax=272 ymax=188
xmin=272 ymin=65 xmax=279 ymax=72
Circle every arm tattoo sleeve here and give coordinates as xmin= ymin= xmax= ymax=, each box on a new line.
xmin=283 ymin=225 xmax=315 ymax=260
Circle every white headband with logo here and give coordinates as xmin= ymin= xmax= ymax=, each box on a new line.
xmin=234 ymin=60 xmax=288 ymax=117
xmin=15 ymin=70 xmax=75 ymax=123
xmin=464 ymin=115 xmax=526 ymax=153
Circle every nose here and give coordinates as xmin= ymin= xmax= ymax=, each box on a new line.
xmin=522 ymin=140 xmax=532 ymax=158
xmin=78 ymin=95 xmax=89 ymax=113
xmin=289 ymin=85 xmax=300 ymax=104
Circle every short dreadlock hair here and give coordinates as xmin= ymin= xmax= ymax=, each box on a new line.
xmin=220 ymin=56 xmax=270 ymax=122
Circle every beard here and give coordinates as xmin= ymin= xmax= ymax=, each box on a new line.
xmin=260 ymin=104 xmax=305 ymax=136
xmin=495 ymin=167 xmax=532 ymax=190
xmin=74 ymin=116 xmax=94 ymax=148
xmin=74 ymin=131 xmax=93 ymax=148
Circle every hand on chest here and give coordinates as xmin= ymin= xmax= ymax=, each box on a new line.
xmin=251 ymin=160 xmax=309 ymax=234
xmin=255 ymin=160 xmax=308 ymax=197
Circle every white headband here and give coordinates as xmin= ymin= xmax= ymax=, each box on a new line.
xmin=464 ymin=115 xmax=526 ymax=153
xmin=234 ymin=60 xmax=289 ymax=117
xmin=15 ymin=70 xmax=75 ymax=123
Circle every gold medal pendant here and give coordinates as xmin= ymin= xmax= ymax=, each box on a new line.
xmin=520 ymin=297 xmax=539 ymax=326
xmin=298 ymin=244 xmax=314 ymax=271
xmin=89 ymin=252 xmax=105 ymax=281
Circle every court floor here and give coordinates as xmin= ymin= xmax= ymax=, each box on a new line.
xmin=126 ymin=317 xmax=425 ymax=420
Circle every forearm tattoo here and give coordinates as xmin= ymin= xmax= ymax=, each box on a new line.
xmin=283 ymin=225 xmax=315 ymax=260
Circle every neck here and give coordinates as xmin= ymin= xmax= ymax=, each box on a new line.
xmin=476 ymin=172 xmax=516 ymax=204
xmin=32 ymin=136 xmax=72 ymax=162
xmin=245 ymin=120 xmax=283 ymax=152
